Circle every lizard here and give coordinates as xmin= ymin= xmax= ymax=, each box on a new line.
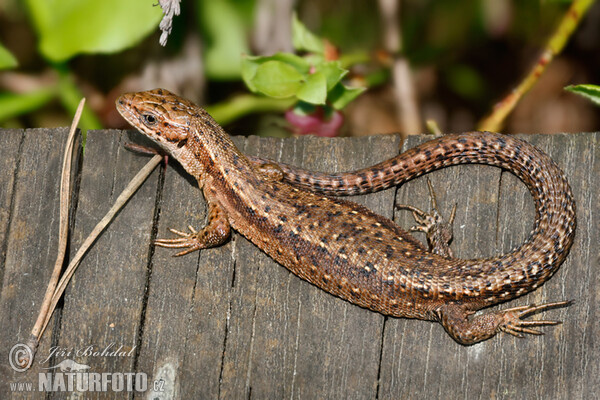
xmin=116 ymin=88 xmax=576 ymax=345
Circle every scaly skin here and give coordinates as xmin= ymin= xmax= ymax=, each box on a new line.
xmin=116 ymin=88 xmax=576 ymax=345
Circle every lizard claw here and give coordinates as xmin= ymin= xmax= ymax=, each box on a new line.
xmin=165 ymin=225 xmax=198 ymax=237
xmin=154 ymin=226 xmax=203 ymax=256
xmin=498 ymin=300 xmax=573 ymax=338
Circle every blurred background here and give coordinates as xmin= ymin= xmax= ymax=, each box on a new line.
xmin=0 ymin=0 xmax=598 ymax=138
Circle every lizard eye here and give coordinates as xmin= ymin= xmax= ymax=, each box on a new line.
xmin=142 ymin=113 xmax=157 ymax=126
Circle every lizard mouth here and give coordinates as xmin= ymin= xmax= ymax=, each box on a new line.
xmin=115 ymin=94 xmax=135 ymax=125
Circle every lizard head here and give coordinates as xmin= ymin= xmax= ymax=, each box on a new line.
xmin=116 ymin=88 xmax=196 ymax=155
xmin=117 ymin=88 xmax=248 ymax=181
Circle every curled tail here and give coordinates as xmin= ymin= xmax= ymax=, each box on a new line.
xmin=251 ymin=132 xmax=576 ymax=302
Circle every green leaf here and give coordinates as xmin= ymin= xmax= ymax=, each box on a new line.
xmin=252 ymin=61 xmax=304 ymax=98
xmin=314 ymin=61 xmax=347 ymax=91
xmin=292 ymin=13 xmax=324 ymax=53
xmin=25 ymin=0 xmax=162 ymax=62
xmin=241 ymin=56 xmax=261 ymax=92
xmin=292 ymin=101 xmax=317 ymax=116
xmin=328 ymin=83 xmax=366 ymax=110
xmin=242 ymin=53 xmax=311 ymax=92
xmin=204 ymin=94 xmax=294 ymax=126
xmin=565 ymin=84 xmax=600 ymax=106
xmin=0 ymin=89 xmax=55 ymax=123
xmin=302 ymin=53 xmax=325 ymax=67
xmin=297 ymin=72 xmax=327 ymax=104
xmin=0 ymin=44 xmax=18 ymax=70
xmin=267 ymin=53 xmax=311 ymax=74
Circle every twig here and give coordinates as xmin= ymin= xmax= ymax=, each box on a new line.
xmin=426 ymin=119 xmax=442 ymax=136
xmin=43 ymin=155 xmax=162 ymax=337
xmin=25 ymin=105 xmax=162 ymax=367
xmin=26 ymin=154 xmax=162 ymax=363
xmin=478 ymin=0 xmax=595 ymax=132
xmin=25 ymin=98 xmax=85 ymax=364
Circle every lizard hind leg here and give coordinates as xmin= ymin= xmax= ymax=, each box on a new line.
xmin=436 ymin=301 xmax=572 ymax=345
xmin=154 ymin=200 xmax=231 ymax=256
xmin=396 ymin=178 xmax=456 ymax=257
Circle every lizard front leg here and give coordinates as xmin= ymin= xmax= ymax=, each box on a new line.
xmin=154 ymin=190 xmax=231 ymax=256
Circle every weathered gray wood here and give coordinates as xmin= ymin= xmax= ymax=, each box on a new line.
xmin=527 ymin=133 xmax=599 ymax=399
xmin=0 ymin=129 xmax=23 ymax=279
xmin=53 ymin=129 xmax=159 ymax=399
xmin=0 ymin=128 xmax=72 ymax=393
xmin=0 ymin=129 xmax=597 ymax=400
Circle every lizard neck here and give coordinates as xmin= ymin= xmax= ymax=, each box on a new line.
xmin=184 ymin=121 xmax=259 ymax=190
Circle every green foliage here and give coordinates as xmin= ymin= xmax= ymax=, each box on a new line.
xmin=198 ymin=0 xmax=253 ymax=80
xmin=296 ymin=71 xmax=327 ymax=104
xmin=241 ymin=14 xmax=365 ymax=110
xmin=2 ymin=1 xmax=145 ymax=128
xmin=565 ymin=84 xmax=600 ymax=106
xmin=328 ymin=84 xmax=365 ymax=110
xmin=5 ymin=0 xmax=589 ymax=131
xmin=292 ymin=13 xmax=324 ymax=54
xmin=0 ymin=89 xmax=54 ymax=123
xmin=251 ymin=61 xmax=304 ymax=98
xmin=25 ymin=0 xmax=162 ymax=62
xmin=205 ymin=94 xmax=294 ymax=126
xmin=56 ymin=70 xmax=102 ymax=129
xmin=0 ymin=43 xmax=18 ymax=69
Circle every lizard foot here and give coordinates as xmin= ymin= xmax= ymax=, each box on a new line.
xmin=154 ymin=225 xmax=204 ymax=256
xmin=154 ymin=200 xmax=231 ymax=256
xmin=124 ymin=142 xmax=170 ymax=166
xmin=438 ymin=300 xmax=572 ymax=345
xmin=396 ymin=178 xmax=456 ymax=257
xmin=497 ymin=301 xmax=573 ymax=337
xmin=155 ymin=221 xmax=230 ymax=256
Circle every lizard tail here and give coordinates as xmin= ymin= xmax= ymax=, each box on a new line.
xmin=252 ymin=132 xmax=576 ymax=301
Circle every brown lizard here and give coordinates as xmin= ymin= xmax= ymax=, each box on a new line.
xmin=116 ymin=88 xmax=576 ymax=345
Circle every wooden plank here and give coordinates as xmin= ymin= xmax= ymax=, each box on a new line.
xmin=378 ymin=133 xmax=599 ymax=399
xmin=49 ymin=129 xmax=159 ymax=398
xmin=511 ymin=133 xmax=599 ymax=399
xmin=0 ymin=128 xmax=71 ymax=394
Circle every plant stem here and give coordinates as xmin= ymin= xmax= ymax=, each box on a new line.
xmin=478 ymin=0 xmax=595 ymax=132
xmin=205 ymin=94 xmax=295 ymax=126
